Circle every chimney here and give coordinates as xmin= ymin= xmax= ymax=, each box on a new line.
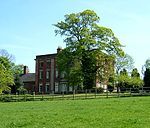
xmin=57 ymin=46 xmax=62 ymax=53
xmin=24 ymin=66 xmax=29 ymax=74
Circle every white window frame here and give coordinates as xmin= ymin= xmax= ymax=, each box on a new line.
xmin=39 ymin=83 xmax=42 ymax=93
xmin=45 ymin=83 xmax=50 ymax=93
xmin=39 ymin=70 xmax=43 ymax=79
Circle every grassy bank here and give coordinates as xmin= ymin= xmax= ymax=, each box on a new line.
xmin=0 ymin=97 xmax=150 ymax=128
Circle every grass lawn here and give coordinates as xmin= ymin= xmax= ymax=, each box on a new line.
xmin=0 ymin=97 xmax=150 ymax=128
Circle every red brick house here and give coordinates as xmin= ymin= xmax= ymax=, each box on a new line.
xmin=35 ymin=47 xmax=69 ymax=94
xmin=35 ymin=47 xmax=114 ymax=94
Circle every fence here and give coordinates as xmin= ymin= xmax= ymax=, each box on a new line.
xmin=0 ymin=87 xmax=150 ymax=102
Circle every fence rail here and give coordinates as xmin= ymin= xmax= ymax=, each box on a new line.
xmin=0 ymin=87 xmax=150 ymax=102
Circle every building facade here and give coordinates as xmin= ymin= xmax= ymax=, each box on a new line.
xmin=35 ymin=47 xmax=69 ymax=94
xmin=35 ymin=47 xmax=114 ymax=94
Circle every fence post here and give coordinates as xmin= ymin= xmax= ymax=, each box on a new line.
xmin=142 ymin=86 xmax=144 ymax=95
xmin=130 ymin=88 xmax=132 ymax=96
xmin=73 ymin=89 xmax=75 ymax=100
xmin=42 ymin=92 xmax=44 ymax=101
xmin=33 ymin=92 xmax=35 ymax=101
xmin=62 ymin=91 xmax=64 ymax=99
xmin=24 ymin=94 xmax=26 ymax=102
xmin=52 ymin=91 xmax=54 ymax=100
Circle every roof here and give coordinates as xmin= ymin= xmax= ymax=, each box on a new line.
xmin=36 ymin=53 xmax=57 ymax=59
xmin=20 ymin=73 xmax=35 ymax=82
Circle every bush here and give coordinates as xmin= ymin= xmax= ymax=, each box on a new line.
xmin=107 ymin=85 xmax=114 ymax=93
xmin=97 ymin=87 xmax=104 ymax=93
xmin=17 ymin=86 xmax=27 ymax=95
xmin=1 ymin=95 xmax=13 ymax=102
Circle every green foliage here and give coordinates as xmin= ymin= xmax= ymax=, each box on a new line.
xmin=116 ymin=68 xmax=143 ymax=89
xmin=107 ymin=77 xmax=115 ymax=92
xmin=115 ymin=54 xmax=134 ymax=74
xmin=0 ymin=57 xmax=14 ymax=93
xmin=55 ymin=10 xmax=124 ymax=89
xmin=17 ymin=86 xmax=27 ymax=94
xmin=117 ymin=69 xmax=130 ymax=88
xmin=144 ymin=59 xmax=150 ymax=69
xmin=142 ymin=58 xmax=150 ymax=75
xmin=12 ymin=64 xmax=24 ymax=75
xmin=11 ymin=64 xmax=24 ymax=93
xmin=142 ymin=58 xmax=150 ymax=87
xmin=143 ymin=68 xmax=150 ymax=87
xmin=0 ymin=49 xmax=25 ymax=93
xmin=130 ymin=68 xmax=143 ymax=87
xmin=131 ymin=68 xmax=140 ymax=77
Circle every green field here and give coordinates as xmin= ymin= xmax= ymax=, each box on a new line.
xmin=0 ymin=97 xmax=150 ymax=128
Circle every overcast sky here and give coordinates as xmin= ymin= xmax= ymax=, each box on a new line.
xmin=0 ymin=0 xmax=150 ymax=73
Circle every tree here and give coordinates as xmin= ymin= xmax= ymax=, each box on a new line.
xmin=11 ymin=64 xmax=25 ymax=93
xmin=142 ymin=58 xmax=150 ymax=75
xmin=131 ymin=68 xmax=140 ymax=78
xmin=117 ymin=69 xmax=130 ymax=87
xmin=0 ymin=56 xmax=14 ymax=93
xmin=55 ymin=10 xmax=124 ymax=89
xmin=143 ymin=68 xmax=150 ymax=87
xmin=0 ymin=49 xmax=25 ymax=93
xmin=116 ymin=68 xmax=143 ymax=93
xmin=115 ymin=53 xmax=134 ymax=74
xmin=0 ymin=49 xmax=15 ymax=62
xmin=130 ymin=68 xmax=143 ymax=88
xmin=142 ymin=58 xmax=150 ymax=88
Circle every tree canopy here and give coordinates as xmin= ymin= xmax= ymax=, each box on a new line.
xmin=0 ymin=49 xmax=25 ymax=93
xmin=55 ymin=10 xmax=124 ymax=89
xmin=0 ymin=56 xmax=14 ymax=93
xmin=115 ymin=53 xmax=134 ymax=74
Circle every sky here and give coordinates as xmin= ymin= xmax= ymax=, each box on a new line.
xmin=0 ymin=0 xmax=150 ymax=73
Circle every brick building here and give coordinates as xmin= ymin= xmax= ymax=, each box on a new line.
xmin=35 ymin=47 xmax=69 ymax=94
xmin=20 ymin=66 xmax=35 ymax=93
xmin=35 ymin=47 xmax=114 ymax=94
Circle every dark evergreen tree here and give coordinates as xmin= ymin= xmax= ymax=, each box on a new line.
xmin=144 ymin=68 xmax=150 ymax=87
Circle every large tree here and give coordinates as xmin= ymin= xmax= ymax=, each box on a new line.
xmin=0 ymin=49 xmax=25 ymax=93
xmin=55 ymin=10 xmax=124 ymax=89
xmin=115 ymin=53 xmax=134 ymax=74
xmin=0 ymin=49 xmax=15 ymax=62
xmin=0 ymin=56 xmax=14 ymax=93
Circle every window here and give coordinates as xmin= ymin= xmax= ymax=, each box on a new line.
xmin=39 ymin=70 xmax=43 ymax=79
xmin=55 ymin=82 xmax=59 ymax=92
xmin=60 ymin=71 xmax=65 ymax=78
xmin=47 ymin=60 xmax=51 ymax=68
xmin=45 ymin=83 xmax=50 ymax=93
xmin=46 ymin=70 xmax=50 ymax=79
xmin=61 ymin=84 xmax=66 ymax=92
xmin=39 ymin=83 xmax=43 ymax=93
xmin=56 ymin=68 xmax=58 ymax=78
xmin=39 ymin=61 xmax=44 ymax=68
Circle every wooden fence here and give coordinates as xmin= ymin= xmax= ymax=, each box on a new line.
xmin=0 ymin=87 xmax=150 ymax=102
